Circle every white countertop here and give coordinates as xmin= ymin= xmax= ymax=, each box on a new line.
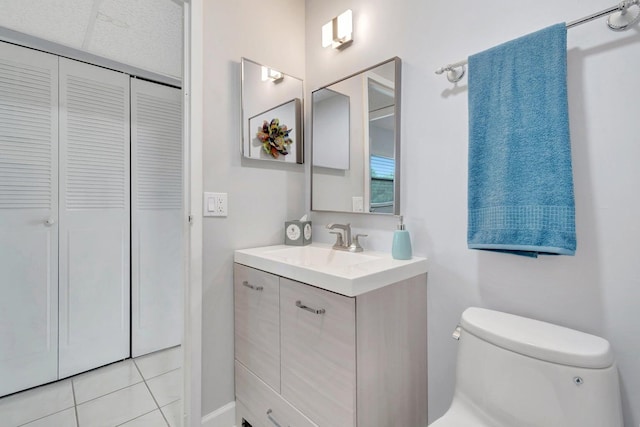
xmin=234 ymin=243 xmax=428 ymax=297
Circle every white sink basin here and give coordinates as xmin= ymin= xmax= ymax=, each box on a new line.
xmin=234 ymin=243 xmax=427 ymax=297
xmin=261 ymin=245 xmax=380 ymax=268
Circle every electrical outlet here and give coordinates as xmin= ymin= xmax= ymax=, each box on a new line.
xmin=203 ymin=192 xmax=228 ymax=217
xmin=352 ymin=196 xmax=364 ymax=212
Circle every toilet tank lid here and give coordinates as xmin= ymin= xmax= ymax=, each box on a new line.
xmin=460 ymin=307 xmax=614 ymax=369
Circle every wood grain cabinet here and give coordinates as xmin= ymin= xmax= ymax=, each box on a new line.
xmin=234 ymin=264 xmax=281 ymax=392
xmin=234 ymin=263 xmax=428 ymax=427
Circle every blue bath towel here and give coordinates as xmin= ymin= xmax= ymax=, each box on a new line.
xmin=467 ymin=23 xmax=576 ymax=257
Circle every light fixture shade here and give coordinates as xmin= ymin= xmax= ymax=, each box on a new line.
xmin=268 ymin=68 xmax=283 ymax=81
xmin=322 ymin=21 xmax=333 ymax=48
xmin=321 ymin=9 xmax=353 ymax=49
xmin=336 ymin=9 xmax=353 ymax=42
xmin=261 ymin=66 xmax=283 ymax=82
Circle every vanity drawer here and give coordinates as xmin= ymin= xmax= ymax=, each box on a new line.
xmin=280 ymin=278 xmax=356 ymax=427
xmin=236 ymin=360 xmax=317 ymax=427
xmin=234 ymin=264 xmax=280 ymax=392
xmin=236 ymin=400 xmax=263 ymax=427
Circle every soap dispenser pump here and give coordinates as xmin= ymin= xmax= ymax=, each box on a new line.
xmin=392 ymin=215 xmax=412 ymax=260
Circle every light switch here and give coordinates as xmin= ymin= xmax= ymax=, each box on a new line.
xmin=203 ymin=192 xmax=228 ymax=217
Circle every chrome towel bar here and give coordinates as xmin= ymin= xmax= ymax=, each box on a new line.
xmin=436 ymin=0 xmax=640 ymax=83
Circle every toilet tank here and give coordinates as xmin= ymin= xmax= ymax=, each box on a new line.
xmin=453 ymin=307 xmax=623 ymax=427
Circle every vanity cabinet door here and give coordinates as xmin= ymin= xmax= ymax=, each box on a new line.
xmin=280 ymin=278 xmax=356 ymax=427
xmin=234 ymin=264 xmax=281 ymax=392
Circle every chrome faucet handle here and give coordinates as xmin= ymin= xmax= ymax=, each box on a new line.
xmin=350 ymin=234 xmax=368 ymax=252
xmin=329 ymin=231 xmax=344 ymax=248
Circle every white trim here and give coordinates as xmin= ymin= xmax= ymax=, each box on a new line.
xmin=201 ymin=402 xmax=237 ymax=427
xmin=183 ymin=0 xmax=204 ymax=426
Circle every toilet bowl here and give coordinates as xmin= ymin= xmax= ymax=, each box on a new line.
xmin=430 ymin=307 xmax=623 ymax=427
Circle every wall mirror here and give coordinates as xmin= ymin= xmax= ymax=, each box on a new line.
xmin=311 ymin=57 xmax=401 ymax=214
xmin=241 ymin=57 xmax=304 ymax=163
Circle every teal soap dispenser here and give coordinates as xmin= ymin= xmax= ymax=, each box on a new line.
xmin=392 ymin=216 xmax=412 ymax=260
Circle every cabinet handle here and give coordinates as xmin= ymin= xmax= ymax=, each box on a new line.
xmin=296 ymin=300 xmax=326 ymax=315
xmin=242 ymin=280 xmax=263 ymax=291
xmin=266 ymin=409 xmax=282 ymax=427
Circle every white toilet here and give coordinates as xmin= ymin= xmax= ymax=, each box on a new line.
xmin=430 ymin=307 xmax=623 ymax=427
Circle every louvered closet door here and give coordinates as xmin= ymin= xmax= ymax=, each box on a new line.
xmin=131 ymin=78 xmax=183 ymax=357
xmin=58 ymin=58 xmax=130 ymax=378
xmin=0 ymin=42 xmax=59 ymax=396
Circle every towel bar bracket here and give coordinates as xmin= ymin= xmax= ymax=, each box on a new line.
xmin=435 ymin=63 xmax=466 ymax=83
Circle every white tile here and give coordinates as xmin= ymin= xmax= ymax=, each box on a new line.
xmin=146 ymin=369 xmax=181 ymax=407
xmin=76 ymin=383 xmax=157 ymax=427
xmin=117 ymin=409 xmax=167 ymax=427
xmin=160 ymin=400 xmax=181 ymax=427
xmin=134 ymin=347 xmax=181 ymax=380
xmin=0 ymin=380 xmax=74 ymax=427
xmin=20 ymin=408 xmax=77 ymax=427
xmin=73 ymin=359 xmax=143 ymax=404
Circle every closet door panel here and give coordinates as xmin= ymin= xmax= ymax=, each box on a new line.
xmin=131 ymin=78 xmax=183 ymax=357
xmin=0 ymin=42 xmax=59 ymax=396
xmin=58 ymin=58 xmax=130 ymax=378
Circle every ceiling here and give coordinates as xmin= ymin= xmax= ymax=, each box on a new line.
xmin=0 ymin=0 xmax=183 ymax=79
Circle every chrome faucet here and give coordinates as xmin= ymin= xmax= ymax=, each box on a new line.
xmin=326 ymin=223 xmax=367 ymax=252
xmin=327 ymin=223 xmax=351 ymax=247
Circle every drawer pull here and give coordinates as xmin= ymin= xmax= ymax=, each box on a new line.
xmin=242 ymin=280 xmax=264 ymax=291
xmin=266 ymin=409 xmax=282 ymax=427
xmin=296 ymin=300 xmax=326 ymax=315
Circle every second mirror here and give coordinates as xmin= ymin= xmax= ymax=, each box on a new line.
xmin=311 ymin=57 xmax=401 ymax=214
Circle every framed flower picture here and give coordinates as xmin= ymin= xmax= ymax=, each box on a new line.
xmin=247 ymin=98 xmax=302 ymax=164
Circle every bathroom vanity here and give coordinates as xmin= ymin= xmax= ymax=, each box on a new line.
xmin=233 ymin=244 xmax=428 ymax=427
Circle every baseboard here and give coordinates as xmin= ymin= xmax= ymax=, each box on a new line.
xmin=201 ymin=401 xmax=236 ymax=427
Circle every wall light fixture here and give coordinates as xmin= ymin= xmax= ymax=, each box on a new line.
xmin=322 ymin=9 xmax=353 ymax=49
xmin=261 ymin=66 xmax=283 ymax=83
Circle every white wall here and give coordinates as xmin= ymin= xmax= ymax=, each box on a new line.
xmin=305 ymin=0 xmax=640 ymax=425
xmin=201 ymin=0 xmax=306 ymax=417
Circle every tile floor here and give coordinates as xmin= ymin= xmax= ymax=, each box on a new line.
xmin=0 ymin=346 xmax=182 ymax=427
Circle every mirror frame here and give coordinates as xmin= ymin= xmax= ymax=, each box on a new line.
xmin=310 ymin=57 xmax=401 ymax=215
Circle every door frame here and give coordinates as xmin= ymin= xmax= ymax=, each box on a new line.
xmin=183 ymin=1 xmax=203 ymax=426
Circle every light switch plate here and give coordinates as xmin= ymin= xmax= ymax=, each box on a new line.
xmin=203 ymin=192 xmax=228 ymax=217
